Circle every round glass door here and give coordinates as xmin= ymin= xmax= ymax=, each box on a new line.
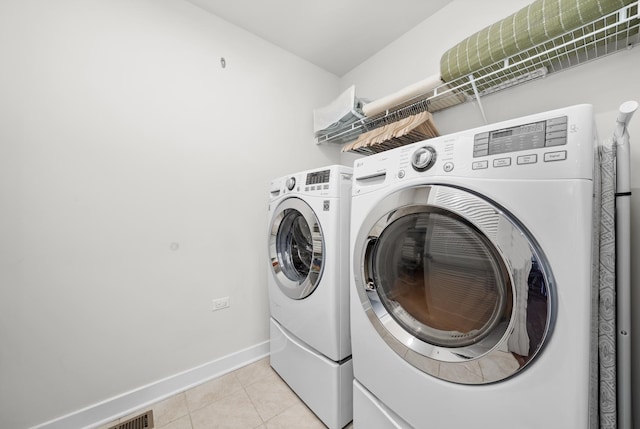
xmin=370 ymin=208 xmax=511 ymax=349
xmin=354 ymin=185 xmax=552 ymax=384
xmin=269 ymin=197 xmax=324 ymax=299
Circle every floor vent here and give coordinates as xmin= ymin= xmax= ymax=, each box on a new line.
xmin=107 ymin=410 xmax=154 ymax=429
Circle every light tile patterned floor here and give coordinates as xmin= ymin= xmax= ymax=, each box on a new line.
xmin=97 ymin=357 xmax=353 ymax=429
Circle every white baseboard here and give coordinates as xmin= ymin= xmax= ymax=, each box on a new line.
xmin=32 ymin=341 xmax=270 ymax=429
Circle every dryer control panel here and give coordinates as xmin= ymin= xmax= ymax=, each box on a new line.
xmin=352 ymin=104 xmax=594 ymax=190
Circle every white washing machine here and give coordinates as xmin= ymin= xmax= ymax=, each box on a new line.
xmin=349 ymin=105 xmax=597 ymax=428
xmin=267 ymin=165 xmax=353 ymax=429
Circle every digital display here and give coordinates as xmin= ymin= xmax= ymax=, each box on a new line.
xmin=486 ymin=121 xmax=546 ymax=155
xmin=490 ymin=122 xmax=544 ymax=141
xmin=306 ymin=169 xmax=331 ymax=185
xmin=491 ymin=129 xmax=513 ymax=139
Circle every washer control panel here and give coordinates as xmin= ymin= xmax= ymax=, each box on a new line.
xmin=281 ymin=169 xmax=332 ymax=193
xmin=473 ymin=115 xmax=567 ymax=158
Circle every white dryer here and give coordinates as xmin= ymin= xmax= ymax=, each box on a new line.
xmin=267 ymin=165 xmax=353 ymax=429
xmin=350 ymin=105 xmax=597 ymax=428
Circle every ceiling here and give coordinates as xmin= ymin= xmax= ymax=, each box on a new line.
xmin=185 ymin=0 xmax=452 ymax=76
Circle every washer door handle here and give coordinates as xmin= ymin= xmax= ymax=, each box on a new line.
xmin=363 ymin=237 xmax=377 ymax=289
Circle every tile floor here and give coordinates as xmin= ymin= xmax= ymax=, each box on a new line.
xmin=97 ymin=357 xmax=353 ymax=429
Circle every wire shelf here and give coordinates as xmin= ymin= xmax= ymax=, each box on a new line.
xmin=316 ymin=1 xmax=640 ymax=145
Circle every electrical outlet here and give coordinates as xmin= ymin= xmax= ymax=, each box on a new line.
xmin=212 ymin=297 xmax=230 ymax=311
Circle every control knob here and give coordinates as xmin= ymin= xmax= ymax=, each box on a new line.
xmin=285 ymin=177 xmax=296 ymax=191
xmin=411 ymin=146 xmax=437 ymax=171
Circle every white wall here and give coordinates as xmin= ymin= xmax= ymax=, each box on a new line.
xmin=2 ymin=0 xmax=639 ymax=427
xmin=0 ymin=1 xmax=341 ymax=427
xmin=340 ymin=0 xmax=640 ymax=424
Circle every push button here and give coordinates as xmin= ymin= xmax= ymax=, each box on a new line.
xmin=545 ymin=138 xmax=566 ymax=147
xmin=546 ymin=123 xmax=567 ymax=133
xmin=517 ymin=154 xmax=537 ymax=165
xmin=474 ymin=132 xmax=490 ymax=141
xmin=472 ymin=160 xmax=488 ymax=170
xmin=493 ymin=157 xmax=512 ymax=167
xmin=544 ymin=151 xmax=567 ymax=162
xmin=546 ymin=116 xmax=567 ymax=126
xmin=546 ymin=130 xmax=567 ymax=140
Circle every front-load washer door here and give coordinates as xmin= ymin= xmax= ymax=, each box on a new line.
xmin=270 ymin=197 xmax=324 ymax=300
xmin=353 ymin=185 xmax=553 ymax=384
